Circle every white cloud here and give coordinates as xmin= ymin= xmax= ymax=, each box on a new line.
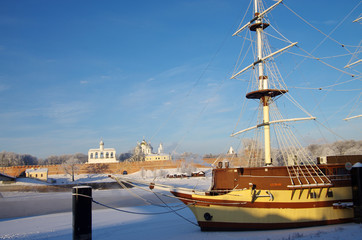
xmin=45 ymin=101 xmax=92 ymax=124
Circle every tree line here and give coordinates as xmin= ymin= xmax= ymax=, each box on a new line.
xmin=0 ymin=151 xmax=136 ymax=168
xmin=0 ymin=152 xmax=88 ymax=167
xmin=306 ymin=140 xmax=361 ymax=157
xmin=0 ymin=140 xmax=360 ymax=167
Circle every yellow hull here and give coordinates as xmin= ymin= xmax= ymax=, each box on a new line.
xmin=174 ymin=186 xmax=354 ymax=230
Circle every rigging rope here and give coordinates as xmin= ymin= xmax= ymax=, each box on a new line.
xmin=346 ymin=92 xmax=361 ymax=119
xmin=150 ymin=1 xmax=248 ymax=154
xmin=151 ymin=189 xmax=199 ymax=226
xmin=289 ymin=75 xmax=362 ymax=91
xmin=73 ymin=192 xmax=192 ymax=215
xmin=288 ymin=51 xmax=362 ymax=60
xmin=116 ymin=177 xmax=184 ymax=208
xmin=281 ymin=2 xmax=361 ymax=80
xmin=295 ymin=45 xmax=357 ymax=77
xmin=92 ymin=199 xmax=192 ymax=216
xmin=282 ymin=2 xmax=361 ymax=51
xmin=345 ymin=40 xmax=362 ymax=67
xmin=315 ymin=119 xmax=347 ymax=140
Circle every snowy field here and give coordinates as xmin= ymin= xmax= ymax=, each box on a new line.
xmin=1 ymin=169 xmax=362 ymax=239
xmin=1 ymin=204 xmax=361 ymax=240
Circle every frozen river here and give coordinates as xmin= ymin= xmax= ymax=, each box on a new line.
xmin=1 ymin=175 xmax=362 ymax=239
xmin=0 ymin=188 xmax=178 ymax=219
xmin=0 ymin=190 xmax=361 ymax=240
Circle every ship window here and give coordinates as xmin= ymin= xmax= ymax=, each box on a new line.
xmin=310 ymin=192 xmax=317 ymax=199
xmin=327 ymin=190 xmax=333 ymax=198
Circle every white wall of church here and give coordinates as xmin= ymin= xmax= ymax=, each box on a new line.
xmin=88 ymin=141 xmax=118 ymax=164
xmin=145 ymin=154 xmax=171 ymax=161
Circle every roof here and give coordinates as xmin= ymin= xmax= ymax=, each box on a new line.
xmin=88 ymin=148 xmax=116 ymax=152
xmin=25 ymin=168 xmax=48 ymax=173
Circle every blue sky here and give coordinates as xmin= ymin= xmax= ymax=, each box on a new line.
xmin=0 ymin=0 xmax=361 ymax=158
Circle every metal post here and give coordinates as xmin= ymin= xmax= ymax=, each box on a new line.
xmin=352 ymin=163 xmax=362 ymax=223
xmin=73 ymin=186 xmax=92 ymax=240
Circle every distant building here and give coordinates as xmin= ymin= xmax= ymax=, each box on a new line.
xmin=134 ymin=139 xmax=153 ymax=155
xmin=227 ymin=146 xmax=236 ymax=155
xmin=25 ymin=168 xmax=48 ymax=181
xmin=135 ymin=139 xmax=171 ymax=161
xmin=145 ymin=153 xmax=171 ymax=161
xmin=286 ymin=155 xmax=296 ymax=166
xmin=88 ymin=140 xmax=118 ymax=164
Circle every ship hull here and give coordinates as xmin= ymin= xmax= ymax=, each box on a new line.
xmin=171 ymin=165 xmax=354 ymax=231
xmin=173 ymin=188 xmax=353 ymax=231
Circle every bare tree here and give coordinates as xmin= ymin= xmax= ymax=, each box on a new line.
xmin=128 ymin=151 xmax=144 ymax=162
xmin=62 ymin=157 xmax=80 ymax=182
xmin=332 ymin=140 xmax=360 ymax=155
xmin=140 ymin=167 xmax=146 ymax=179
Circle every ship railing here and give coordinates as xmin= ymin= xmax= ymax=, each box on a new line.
xmin=287 ymin=182 xmax=333 ymax=189
xmin=287 ymin=165 xmax=332 ymax=187
xmin=327 ymin=174 xmax=351 ymax=181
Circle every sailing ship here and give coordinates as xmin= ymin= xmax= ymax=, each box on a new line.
xmin=114 ymin=0 xmax=361 ymax=231
xmin=168 ymin=0 xmax=359 ymax=230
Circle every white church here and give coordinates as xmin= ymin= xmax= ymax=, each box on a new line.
xmin=87 ymin=140 xmax=118 ymax=164
xmin=135 ymin=139 xmax=171 ymax=161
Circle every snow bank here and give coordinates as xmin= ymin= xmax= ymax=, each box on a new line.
xmin=0 ymin=205 xmax=361 ymax=240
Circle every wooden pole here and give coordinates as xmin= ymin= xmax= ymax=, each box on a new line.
xmin=73 ymin=186 xmax=92 ymax=240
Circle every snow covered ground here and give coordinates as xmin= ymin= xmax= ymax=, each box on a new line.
xmin=1 ymin=168 xmax=362 ymax=239
xmin=1 ymin=204 xmax=361 ymax=240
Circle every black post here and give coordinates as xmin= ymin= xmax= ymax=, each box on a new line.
xmin=73 ymin=186 xmax=92 ymax=240
xmin=351 ymin=163 xmax=362 ymax=223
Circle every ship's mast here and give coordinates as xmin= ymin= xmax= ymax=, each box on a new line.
xmin=254 ymin=0 xmax=271 ymax=165
xmin=230 ymin=0 xmax=316 ymax=167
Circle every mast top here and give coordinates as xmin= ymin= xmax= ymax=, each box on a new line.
xmin=246 ymin=89 xmax=288 ymax=99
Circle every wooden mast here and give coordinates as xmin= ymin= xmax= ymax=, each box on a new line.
xmin=254 ymin=0 xmax=271 ymax=165
xmin=230 ymin=0 xmax=294 ymax=165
